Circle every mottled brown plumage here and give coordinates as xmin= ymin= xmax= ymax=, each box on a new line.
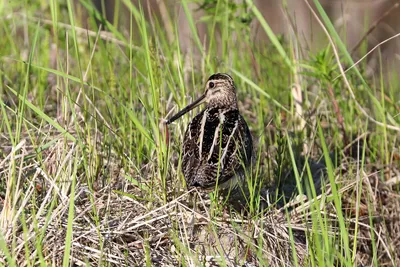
xmin=166 ymin=73 xmax=253 ymax=193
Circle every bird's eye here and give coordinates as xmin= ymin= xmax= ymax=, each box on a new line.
xmin=209 ymin=82 xmax=215 ymax=88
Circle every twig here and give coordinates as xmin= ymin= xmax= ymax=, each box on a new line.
xmin=333 ymin=32 xmax=400 ymax=81
xmin=327 ymin=84 xmax=348 ymax=144
xmin=351 ymin=1 xmax=400 ymax=55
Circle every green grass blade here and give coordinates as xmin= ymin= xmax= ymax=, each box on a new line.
xmin=318 ymin=122 xmax=352 ymax=266
xmin=6 ymin=85 xmax=76 ymax=142
xmin=62 ymin=152 xmax=79 ymax=267
xmin=245 ymin=0 xmax=294 ymax=72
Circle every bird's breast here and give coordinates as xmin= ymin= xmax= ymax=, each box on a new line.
xmin=181 ymin=107 xmax=253 ymax=189
xmin=184 ymin=108 xmax=242 ymax=164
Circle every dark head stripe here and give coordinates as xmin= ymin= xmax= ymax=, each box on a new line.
xmin=207 ymin=73 xmax=233 ymax=83
xmin=207 ymin=73 xmax=234 ymax=88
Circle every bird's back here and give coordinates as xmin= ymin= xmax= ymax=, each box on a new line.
xmin=182 ymin=107 xmax=252 ymax=189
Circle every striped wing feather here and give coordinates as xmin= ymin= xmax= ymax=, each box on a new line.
xmin=182 ymin=108 xmax=252 ymax=188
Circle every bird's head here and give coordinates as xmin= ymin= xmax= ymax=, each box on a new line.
xmin=166 ymin=73 xmax=238 ymax=124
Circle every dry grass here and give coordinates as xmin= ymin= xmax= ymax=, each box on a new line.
xmin=1 ymin=132 xmax=399 ymax=266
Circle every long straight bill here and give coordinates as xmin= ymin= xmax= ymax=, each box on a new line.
xmin=166 ymin=94 xmax=206 ymax=124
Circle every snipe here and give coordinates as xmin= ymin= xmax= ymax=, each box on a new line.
xmin=166 ymin=73 xmax=253 ymax=199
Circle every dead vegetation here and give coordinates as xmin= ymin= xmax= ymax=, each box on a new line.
xmin=1 ymin=131 xmax=399 ymax=266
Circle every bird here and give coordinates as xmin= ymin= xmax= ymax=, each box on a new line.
xmin=166 ymin=73 xmax=253 ymax=205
